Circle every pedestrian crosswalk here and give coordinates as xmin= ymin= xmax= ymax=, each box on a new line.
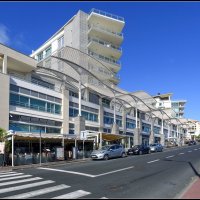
xmin=0 ymin=171 xmax=104 ymax=199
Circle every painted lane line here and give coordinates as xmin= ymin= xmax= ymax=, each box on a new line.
xmin=0 ymin=177 xmax=42 ymax=187
xmin=39 ymin=166 xmax=134 ymax=178
xmin=38 ymin=167 xmax=95 ymax=178
xmin=0 ymin=180 xmax=54 ymax=194
xmin=0 ymin=175 xmax=32 ymax=182
xmin=4 ymin=184 xmax=70 ymax=199
xmin=165 ymin=155 xmax=174 ymax=158
xmin=95 ymin=166 xmax=134 ymax=177
xmin=179 ymin=152 xmax=184 ymax=155
xmin=52 ymin=190 xmax=91 ymax=199
xmin=101 ymin=197 xmax=108 ymax=199
xmin=188 ymin=150 xmax=192 ymax=153
xmin=0 ymin=173 xmax=24 ymax=178
xmin=147 ymin=159 xmax=160 ymax=164
xmin=194 ymin=149 xmax=198 ymax=151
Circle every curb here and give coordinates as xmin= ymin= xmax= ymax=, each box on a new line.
xmin=175 ymin=176 xmax=199 ymax=199
xmin=0 ymin=158 xmax=90 ymax=172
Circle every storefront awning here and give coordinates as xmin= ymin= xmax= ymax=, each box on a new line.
xmin=101 ymin=133 xmax=129 ymax=141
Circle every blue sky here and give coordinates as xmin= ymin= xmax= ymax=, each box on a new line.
xmin=0 ymin=2 xmax=200 ymax=121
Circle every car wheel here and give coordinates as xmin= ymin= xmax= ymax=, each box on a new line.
xmin=139 ymin=150 xmax=142 ymax=155
xmin=104 ymin=154 xmax=109 ymax=160
xmin=121 ymin=152 xmax=126 ymax=158
xmin=148 ymin=149 xmax=151 ymax=154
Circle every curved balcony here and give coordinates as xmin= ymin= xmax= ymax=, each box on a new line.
xmin=88 ymin=9 xmax=125 ymax=33
xmin=88 ymin=24 xmax=123 ymax=46
xmin=87 ymin=37 xmax=122 ymax=60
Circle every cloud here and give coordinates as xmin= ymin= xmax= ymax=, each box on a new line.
xmin=0 ymin=24 xmax=10 ymax=45
xmin=13 ymin=32 xmax=32 ymax=53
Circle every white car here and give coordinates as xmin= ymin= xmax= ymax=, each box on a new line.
xmin=149 ymin=143 xmax=163 ymax=152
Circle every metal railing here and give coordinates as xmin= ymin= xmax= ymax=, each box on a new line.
xmin=88 ymin=24 xmax=123 ymax=37
xmin=88 ymin=51 xmax=121 ymax=67
xmin=89 ymin=8 xmax=124 ymax=22
xmin=88 ymin=37 xmax=122 ymax=52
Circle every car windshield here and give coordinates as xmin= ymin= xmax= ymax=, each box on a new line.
xmin=133 ymin=145 xmax=140 ymax=148
xmin=101 ymin=146 xmax=111 ymax=150
xmin=150 ymin=144 xmax=157 ymax=146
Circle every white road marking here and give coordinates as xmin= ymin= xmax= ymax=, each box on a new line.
xmin=0 ymin=177 xmax=42 ymax=187
xmin=38 ymin=167 xmax=95 ymax=178
xmin=52 ymin=190 xmax=91 ymax=199
xmin=101 ymin=197 xmax=108 ymax=199
xmin=4 ymin=184 xmax=70 ymax=199
xmin=179 ymin=152 xmax=184 ymax=155
xmin=0 ymin=172 xmax=16 ymax=175
xmin=39 ymin=166 xmax=134 ymax=178
xmin=0 ymin=175 xmax=32 ymax=182
xmin=188 ymin=150 xmax=192 ymax=152
xmin=147 ymin=159 xmax=159 ymax=163
xmin=0 ymin=180 xmax=54 ymax=194
xmin=165 ymin=155 xmax=174 ymax=158
xmin=95 ymin=166 xmax=134 ymax=177
xmin=194 ymin=149 xmax=198 ymax=151
xmin=0 ymin=173 xmax=24 ymax=178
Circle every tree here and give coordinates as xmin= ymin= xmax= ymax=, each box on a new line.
xmin=0 ymin=127 xmax=11 ymax=154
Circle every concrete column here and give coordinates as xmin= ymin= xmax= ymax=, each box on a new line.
xmin=149 ymin=117 xmax=155 ymax=144
xmin=0 ymin=73 xmax=9 ymax=131
xmin=111 ymin=123 xmax=119 ymax=135
xmin=2 ymin=55 xmax=7 ymax=74
xmin=61 ymin=88 xmax=69 ymax=135
xmin=122 ymin=107 xmax=127 ymax=134
xmin=74 ymin=116 xmax=85 ymax=137
xmin=160 ymin=114 xmax=165 ymax=146
xmin=78 ymin=80 xmax=81 ymax=116
xmin=99 ymin=98 xmax=104 ymax=132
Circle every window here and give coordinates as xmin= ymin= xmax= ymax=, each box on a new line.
xmin=58 ymin=36 xmax=64 ymax=49
xmin=89 ymin=92 xmax=99 ymax=105
xmin=37 ymin=52 xmax=43 ymax=61
xmin=45 ymin=46 xmax=52 ymax=57
xmin=10 ymin=84 xmax=19 ymax=92
xmin=20 ymin=88 xmax=30 ymax=95
xmin=102 ymin=98 xmax=110 ymax=107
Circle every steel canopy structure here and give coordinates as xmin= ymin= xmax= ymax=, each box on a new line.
xmin=35 ymin=46 xmax=190 ymax=145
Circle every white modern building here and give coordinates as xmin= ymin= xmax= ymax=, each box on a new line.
xmin=0 ymin=8 xmax=191 ymax=165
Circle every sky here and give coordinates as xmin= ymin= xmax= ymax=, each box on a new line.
xmin=0 ymin=1 xmax=200 ymax=121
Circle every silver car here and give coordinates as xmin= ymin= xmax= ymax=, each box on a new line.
xmin=149 ymin=143 xmax=163 ymax=152
xmin=90 ymin=144 xmax=126 ymax=160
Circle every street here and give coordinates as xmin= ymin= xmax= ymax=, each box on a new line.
xmin=0 ymin=145 xmax=200 ymax=199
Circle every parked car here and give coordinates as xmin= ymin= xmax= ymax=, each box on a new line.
xmin=149 ymin=143 xmax=163 ymax=152
xmin=90 ymin=144 xmax=126 ymax=160
xmin=188 ymin=140 xmax=197 ymax=146
xmin=127 ymin=144 xmax=151 ymax=155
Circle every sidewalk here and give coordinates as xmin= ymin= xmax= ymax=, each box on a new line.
xmin=179 ymin=177 xmax=200 ymax=199
xmin=0 ymin=158 xmax=90 ymax=172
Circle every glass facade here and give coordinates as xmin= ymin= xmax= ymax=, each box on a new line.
xmin=126 ymin=118 xmax=136 ymax=129
xmin=10 ymin=93 xmax=61 ymax=115
xmin=154 ymin=126 xmax=160 ymax=134
xmin=142 ymin=123 xmax=151 ymax=133
xmin=104 ymin=112 xmax=122 ymax=127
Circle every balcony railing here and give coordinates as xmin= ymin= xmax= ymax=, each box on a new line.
xmin=88 ymin=37 xmax=122 ymax=52
xmin=88 ymin=24 xmax=123 ymax=37
xmin=89 ymin=8 xmax=124 ymax=22
xmin=88 ymin=51 xmax=121 ymax=66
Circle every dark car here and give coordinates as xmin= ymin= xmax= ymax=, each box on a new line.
xmin=188 ymin=140 xmax=197 ymax=146
xmin=127 ymin=144 xmax=151 ymax=155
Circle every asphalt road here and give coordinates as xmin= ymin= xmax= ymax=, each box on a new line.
xmin=0 ymin=144 xmax=200 ymax=199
